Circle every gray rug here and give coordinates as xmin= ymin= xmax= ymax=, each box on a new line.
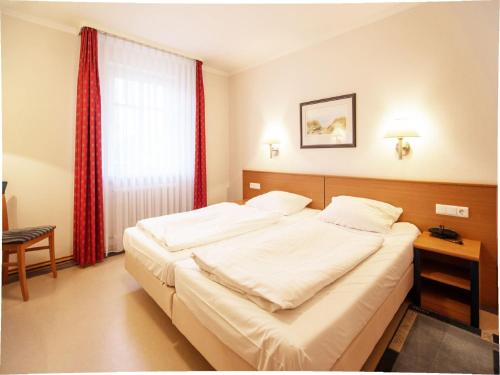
xmin=377 ymin=310 xmax=498 ymax=373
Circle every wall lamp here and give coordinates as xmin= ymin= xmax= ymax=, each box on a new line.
xmin=384 ymin=119 xmax=419 ymax=160
xmin=265 ymin=140 xmax=280 ymax=159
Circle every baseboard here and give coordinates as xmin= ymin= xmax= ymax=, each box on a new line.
xmin=6 ymin=255 xmax=75 ymax=283
xmin=8 ymin=255 xmax=74 ymax=275
xmin=4 ymin=252 xmax=124 ymax=283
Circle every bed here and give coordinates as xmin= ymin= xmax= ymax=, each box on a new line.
xmin=172 ymin=222 xmax=419 ymax=370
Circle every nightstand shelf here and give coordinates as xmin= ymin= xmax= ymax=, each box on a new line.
xmin=420 ymin=259 xmax=470 ymax=291
xmin=413 ymin=231 xmax=480 ymax=328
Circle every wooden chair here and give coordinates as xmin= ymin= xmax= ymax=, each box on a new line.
xmin=2 ymin=185 xmax=57 ymax=301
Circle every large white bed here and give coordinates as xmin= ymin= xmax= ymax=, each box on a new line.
xmin=172 ymin=222 xmax=419 ymax=370
xmin=123 ymin=171 xmax=425 ymax=370
xmin=121 ymin=169 xmax=496 ymax=371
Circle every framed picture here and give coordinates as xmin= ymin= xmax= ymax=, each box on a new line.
xmin=300 ymin=93 xmax=356 ymax=148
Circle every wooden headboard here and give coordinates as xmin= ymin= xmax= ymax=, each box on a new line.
xmin=243 ymin=170 xmax=325 ymax=209
xmin=324 ymin=175 xmax=498 ymax=308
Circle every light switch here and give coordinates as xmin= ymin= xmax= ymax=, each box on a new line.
xmin=249 ymin=182 xmax=261 ymax=190
xmin=435 ymin=204 xmax=448 ymax=215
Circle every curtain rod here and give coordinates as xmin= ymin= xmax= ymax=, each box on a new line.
xmin=80 ymin=25 xmax=199 ymax=63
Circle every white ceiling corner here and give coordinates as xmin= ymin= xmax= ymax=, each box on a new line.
xmin=0 ymin=1 xmax=419 ymax=75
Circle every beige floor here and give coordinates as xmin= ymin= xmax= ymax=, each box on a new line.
xmin=0 ymin=254 xmax=212 ymax=373
xmin=1 ymin=255 xmax=497 ymax=373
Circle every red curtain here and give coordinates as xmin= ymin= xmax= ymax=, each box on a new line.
xmin=73 ymin=27 xmax=105 ymax=266
xmin=194 ymin=60 xmax=207 ymax=209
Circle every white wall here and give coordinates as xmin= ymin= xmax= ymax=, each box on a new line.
xmin=2 ymin=14 xmax=230 ymax=265
xmin=204 ymin=71 xmax=230 ymax=204
xmin=228 ymin=1 xmax=498 ymax=200
xmin=2 ymin=15 xmax=79 ymax=265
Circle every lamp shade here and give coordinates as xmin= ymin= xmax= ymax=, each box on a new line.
xmin=264 ymin=139 xmax=280 ymax=145
xmin=384 ymin=129 xmax=420 ymax=138
xmin=384 ymin=118 xmax=419 ymax=138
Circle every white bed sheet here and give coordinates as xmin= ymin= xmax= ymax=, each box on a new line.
xmin=173 ymin=222 xmax=420 ymax=370
xmin=123 ymin=207 xmax=319 ymax=287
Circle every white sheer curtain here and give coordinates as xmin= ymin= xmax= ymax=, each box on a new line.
xmin=98 ymin=33 xmax=196 ymax=253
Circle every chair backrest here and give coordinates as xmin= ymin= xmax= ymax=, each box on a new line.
xmin=3 ymin=193 xmax=9 ymax=231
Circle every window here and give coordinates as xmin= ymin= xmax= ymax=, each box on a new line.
xmin=98 ymin=33 xmax=196 ymax=252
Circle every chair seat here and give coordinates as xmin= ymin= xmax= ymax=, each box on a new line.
xmin=2 ymin=225 xmax=56 ymax=244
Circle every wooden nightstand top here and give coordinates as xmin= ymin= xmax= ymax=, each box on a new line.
xmin=232 ymin=199 xmax=247 ymax=205
xmin=413 ymin=231 xmax=481 ymax=262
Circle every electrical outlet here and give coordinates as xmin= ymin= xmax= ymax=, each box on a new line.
xmin=435 ymin=204 xmax=469 ymax=218
xmin=249 ymin=182 xmax=261 ymax=190
xmin=456 ymin=206 xmax=469 ymax=218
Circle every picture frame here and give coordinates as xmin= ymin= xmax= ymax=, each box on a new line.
xmin=300 ymin=93 xmax=356 ymax=148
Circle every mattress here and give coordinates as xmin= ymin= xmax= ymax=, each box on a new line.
xmin=173 ymin=222 xmax=420 ymax=370
xmin=123 ymin=207 xmax=319 ymax=286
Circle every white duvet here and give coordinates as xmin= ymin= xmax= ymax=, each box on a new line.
xmin=192 ymin=218 xmax=384 ymax=312
xmin=175 ymin=222 xmax=420 ymax=370
xmin=137 ymin=202 xmax=282 ymax=252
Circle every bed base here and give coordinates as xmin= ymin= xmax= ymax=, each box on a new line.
xmin=124 ymin=251 xmax=175 ymax=318
xmin=171 ymin=263 xmax=414 ymax=371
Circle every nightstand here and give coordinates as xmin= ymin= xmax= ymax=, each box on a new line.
xmin=413 ymin=231 xmax=481 ymax=328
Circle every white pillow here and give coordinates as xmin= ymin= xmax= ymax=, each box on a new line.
xmin=245 ymin=191 xmax=312 ymax=215
xmin=317 ymin=195 xmax=403 ymax=233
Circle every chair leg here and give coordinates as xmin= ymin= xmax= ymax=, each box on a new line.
xmin=2 ymin=250 xmax=9 ymax=285
xmin=17 ymin=245 xmax=29 ymax=301
xmin=49 ymin=231 xmax=57 ymax=278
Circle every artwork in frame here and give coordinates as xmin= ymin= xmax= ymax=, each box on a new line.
xmin=300 ymin=93 xmax=356 ymax=148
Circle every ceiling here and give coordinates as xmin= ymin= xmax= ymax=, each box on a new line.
xmin=0 ymin=1 xmax=417 ymax=75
